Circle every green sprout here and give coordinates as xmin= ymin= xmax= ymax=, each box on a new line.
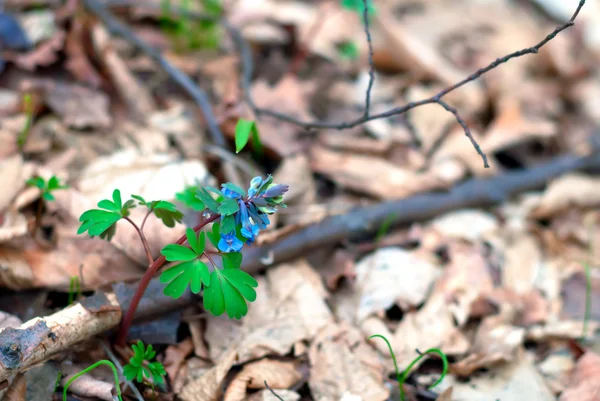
xmin=123 ymin=341 xmax=166 ymax=385
xmin=374 ymin=213 xmax=397 ymax=244
xmin=26 ymin=175 xmax=68 ymax=202
xmin=337 ymin=41 xmax=359 ymax=60
xmin=63 ymin=360 xmax=122 ymax=401
xmin=68 ymin=275 xmax=81 ymax=305
xmin=369 ymin=334 xmax=448 ymax=401
xmin=160 ymin=0 xmax=223 ymax=52
xmin=17 ymin=93 xmax=34 ymax=149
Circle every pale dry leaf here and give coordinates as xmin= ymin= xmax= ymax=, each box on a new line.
xmin=436 ymin=387 xmax=453 ymax=401
xmin=224 ymin=359 xmax=301 ymax=401
xmin=436 ymin=349 xmax=554 ymax=401
xmin=538 ymin=352 xmax=575 ymax=395
xmin=188 ymin=320 xmax=210 ymax=359
xmin=0 ymin=154 xmax=24 ymax=212
xmin=559 ymin=351 xmax=600 ymax=401
xmin=164 ymin=338 xmax=195 ymax=381
xmin=308 ymin=323 xmax=389 ymax=401
xmin=390 ymin=294 xmax=458 ymax=369
xmin=429 ymin=209 xmax=499 ymax=243
xmin=310 ymin=146 xmax=447 ymax=199
xmin=529 ymin=174 xmax=600 ymax=219
xmin=76 ymin=149 xmax=214 ymax=204
xmin=527 ymin=320 xmax=600 ymax=341
xmin=0 ymin=209 xmax=28 ymax=243
xmin=501 ymin=230 xmax=543 ymax=295
xmin=273 ymin=154 xmax=317 ymax=226
xmin=178 ymin=349 xmax=238 ymax=401
xmin=61 ymin=362 xmax=115 ymax=401
xmin=452 ymin=314 xmax=525 ymax=377
xmin=65 ymin=14 xmax=103 ymax=88
xmin=332 ymin=248 xmax=440 ymax=323
xmin=18 ymin=9 xmax=56 ymax=45
xmin=148 ymin=103 xmax=203 ymax=159
xmin=246 ymin=389 xmax=300 ymax=401
xmin=0 ymin=372 xmax=26 ymax=401
xmin=205 ymin=260 xmax=332 ymax=364
xmin=91 ymin=24 xmax=157 ymax=121
xmin=43 ymin=81 xmax=112 ymax=129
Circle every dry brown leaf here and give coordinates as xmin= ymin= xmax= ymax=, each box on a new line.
xmin=250 ymin=76 xmax=314 ymax=156
xmin=91 ymin=24 xmax=157 ymax=121
xmin=436 ymin=349 xmax=554 ymax=401
xmin=320 ymin=248 xmax=356 ymax=291
xmin=527 ymin=321 xmax=600 ymax=341
xmin=332 ymin=248 xmax=440 ymax=323
xmin=273 ymin=154 xmax=317 ymax=226
xmin=530 ymin=174 xmax=600 ymax=219
xmin=5 ymin=30 xmax=65 ymax=71
xmin=500 ymin=230 xmax=543 ymax=295
xmin=65 ymin=14 xmax=103 ymax=88
xmin=309 ymin=323 xmax=389 ymax=401
xmin=451 ymin=314 xmax=525 ymax=377
xmin=178 ymin=349 xmax=238 ymax=401
xmin=0 ymin=209 xmax=28 ymax=243
xmin=0 ymin=155 xmax=24 ymax=212
xmin=0 ymin=373 xmax=26 ymax=401
xmin=559 ymin=351 xmax=600 ymax=401
xmin=562 ymin=270 xmax=600 ymax=322
xmin=205 ymin=260 xmax=332 ymax=364
xmin=429 ymin=209 xmax=499 ymax=243
xmin=224 ymin=359 xmax=302 ymax=401
xmin=310 ymin=146 xmax=446 ymax=199
xmin=538 ymin=352 xmax=575 ymax=395
xmin=436 ymin=387 xmax=453 ymax=401
xmin=164 ymin=338 xmax=195 ymax=381
xmin=247 ymin=389 xmax=300 ymax=401
xmin=188 ymin=319 xmax=210 ymax=359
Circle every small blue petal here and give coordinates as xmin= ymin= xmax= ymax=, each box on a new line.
xmin=230 ymin=236 xmax=244 ymax=252
xmin=218 ymin=237 xmax=233 ymax=252
xmin=262 ymin=184 xmax=289 ymax=198
xmin=222 ymin=188 xmax=240 ymax=199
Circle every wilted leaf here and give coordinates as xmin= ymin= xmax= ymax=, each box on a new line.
xmin=224 ymin=359 xmax=302 ymax=401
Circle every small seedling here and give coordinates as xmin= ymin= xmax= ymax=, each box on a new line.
xmin=26 ymin=175 xmax=68 ymax=202
xmin=17 ymin=93 xmax=33 ymax=149
xmin=62 ymin=360 xmax=122 ymax=401
xmin=160 ymin=0 xmax=223 ymax=52
xmin=123 ymin=340 xmax=166 ymax=386
xmin=337 ymin=41 xmax=359 ymax=60
xmin=68 ymin=275 xmax=81 ymax=305
xmin=369 ymin=334 xmax=448 ymax=401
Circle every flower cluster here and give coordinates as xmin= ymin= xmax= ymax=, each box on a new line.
xmin=217 ymin=175 xmax=288 ymax=253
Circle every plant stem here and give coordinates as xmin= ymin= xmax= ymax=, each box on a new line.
xmin=62 ymin=360 xmax=122 ymax=401
xmin=124 ymin=216 xmax=154 ymax=266
xmin=140 ymin=208 xmax=153 ymax=232
xmin=115 ymin=213 xmax=220 ymax=347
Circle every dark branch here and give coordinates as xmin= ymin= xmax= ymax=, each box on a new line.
xmin=361 ymin=0 xmax=375 ymax=117
xmin=230 ymin=1 xmax=586 ymax=168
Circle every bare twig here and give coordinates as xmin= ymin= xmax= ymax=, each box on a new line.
xmin=361 ymin=0 xmax=375 ymax=117
xmin=231 ymin=1 xmax=586 ymax=168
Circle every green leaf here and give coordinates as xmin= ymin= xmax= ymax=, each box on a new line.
xmin=338 ymin=41 xmax=359 ymax=60
xmin=197 ymin=187 xmax=219 ymax=212
xmin=341 ymin=0 xmax=376 ymax=14
xmin=26 ymin=177 xmax=45 ymax=190
xmin=112 ymin=189 xmax=123 ymax=210
xmin=123 ymin=340 xmax=166 ymax=385
xmin=186 ymin=229 xmax=206 ymax=255
xmin=42 ymin=192 xmax=55 ymax=201
xmin=235 ymin=118 xmax=254 ymax=153
xmin=123 ymin=364 xmax=137 ymax=381
xmin=222 ymin=252 xmax=242 ymax=269
xmin=77 ymin=209 xmax=121 ymax=240
xmin=47 ymin=176 xmax=59 ymax=190
xmin=161 ymin=244 xmax=198 ymax=262
xmin=153 ymin=201 xmax=183 ymax=227
xmin=148 ymin=362 xmax=166 ymax=384
xmin=220 ymin=214 xmax=235 ymax=234
xmin=203 ymin=268 xmax=257 ymax=319
xmin=160 ymin=259 xmax=210 ymax=298
xmin=131 ymin=194 xmax=148 ymax=206
xmin=207 ymin=222 xmax=220 ymax=248
xmin=221 ymin=182 xmax=246 ymax=197
xmin=218 ymin=198 xmax=239 ymax=216
xmin=175 ymin=186 xmax=205 ymax=211
xmin=121 ymin=199 xmax=136 ymax=216
xmin=97 ymin=199 xmax=118 ymax=212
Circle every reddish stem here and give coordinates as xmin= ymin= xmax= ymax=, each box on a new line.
xmin=123 ymin=216 xmax=154 ymax=266
xmin=115 ymin=213 xmax=220 ymax=347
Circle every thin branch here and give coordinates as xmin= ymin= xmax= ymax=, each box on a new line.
xmin=139 ymin=208 xmax=153 ymax=233
xmin=231 ymin=1 xmax=586 ymax=168
xmin=361 ymin=0 xmax=375 ymax=117
xmin=123 ymin=216 xmax=154 ymax=266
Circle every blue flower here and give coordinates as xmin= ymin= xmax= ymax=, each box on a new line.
xmin=248 ymin=204 xmax=270 ymax=229
xmin=241 ymin=221 xmax=260 ymax=242
xmin=248 ymin=176 xmax=264 ymax=198
xmin=222 ymin=187 xmax=241 ymax=199
xmin=218 ymin=231 xmax=244 ymax=252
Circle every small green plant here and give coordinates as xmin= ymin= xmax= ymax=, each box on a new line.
xmin=369 ymin=334 xmax=448 ymax=401
xmin=160 ymin=0 xmax=223 ymax=52
xmin=123 ymin=340 xmax=166 ymax=385
xmin=26 ymin=175 xmax=68 ymax=202
xmin=68 ymin=275 xmax=81 ymax=305
xmin=76 ymin=144 xmax=289 ymax=346
xmin=235 ymin=118 xmax=264 ymax=157
xmin=62 ymin=360 xmax=122 ymax=401
xmin=17 ymin=93 xmax=33 ymax=149
xmin=337 ymin=41 xmax=359 ymax=60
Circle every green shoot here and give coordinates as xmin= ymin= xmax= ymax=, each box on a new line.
xmin=26 ymin=175 xmax=68 ymax=202
xmin=68 ymin=275 xmax=81 ymax=305
xmin=341 ymin=0 xmax=376 ymax=15
xmin=62 ymin=360 xmax=122 ymax=401
xmin=337 ymin=41 xmax=359 ymax=60
xmin=369 ymin=334 xmax=448 ymax=401
xmin=123 ymin=341 xmax=166 ymax=385
xmin=235 ymin=118 xmax=264 ymax=157
xmin=17 ymin=93 xmax=34 ymax=149
xmin=374 ymin=213 xmax=397 ymax=244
